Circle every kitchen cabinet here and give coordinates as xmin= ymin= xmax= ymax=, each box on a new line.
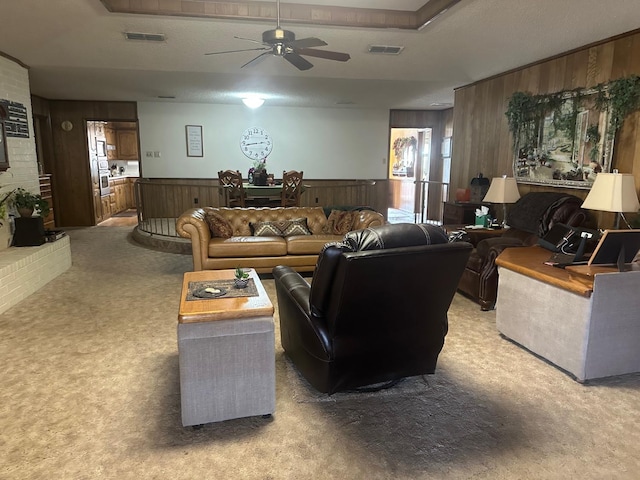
xmin=109 ymin=192 xmax=117 ymax=215
xmin=105 ymin=126 xmax=118 ymax=160
xmin=116 ymin=183 xmax=126 ymax=212
xmin=125 ymin=178 xmax=135 ymax=209
xmin=105 ymin=126 xmax=139 ymax=161
xmin=107 ymin=177 xmax=137 ymax=214
xmin=101 ymin=195 xmax=111 ymax=220
xmin=116 ymin=129 xmax=139 ymax=160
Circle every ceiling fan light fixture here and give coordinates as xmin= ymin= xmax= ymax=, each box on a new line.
xmin=242 ymin=96 xmax=265 ymax=109
xmin=205 ymin=0 xmax=349 ymax=71
xmin=263 ymin=28 xmax=295 ymax=44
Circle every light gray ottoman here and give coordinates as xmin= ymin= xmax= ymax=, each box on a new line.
xmin=177 ymin=269 xmax=275 ymax=426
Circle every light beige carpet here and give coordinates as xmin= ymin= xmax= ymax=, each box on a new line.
xmin=1 ymin=226 xmax=639 ymax=480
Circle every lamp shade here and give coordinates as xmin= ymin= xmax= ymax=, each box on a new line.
xmin=482 ymin=176 xmax=521 ymax=204
xmin=581 ymin=171 xmax=640 ymax=213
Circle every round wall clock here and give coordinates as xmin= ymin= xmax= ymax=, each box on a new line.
xmin=61 ymin=120 xmax=73 ymax=132
xmin=240 ymin=127 xmax=273 ymax=159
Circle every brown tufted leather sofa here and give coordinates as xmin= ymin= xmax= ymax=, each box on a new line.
xmin=176 ymin=206 xmax=385 ymax=272
xmin=456 ymin=192 xmax=588 ymax=311
xmin=273 ymin=223 xmax=472 ymax=394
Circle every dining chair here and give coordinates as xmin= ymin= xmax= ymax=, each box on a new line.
xmin=218 ymin=170 xmax=246 ymax=207
xmin=281 ymin=170 xmax=303 ymax=207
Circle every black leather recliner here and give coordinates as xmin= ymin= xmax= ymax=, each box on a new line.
xmin=456 ymin=192 xmax=589 ymax=311
xmin=273 ymin=223 xmax=472 ymax=395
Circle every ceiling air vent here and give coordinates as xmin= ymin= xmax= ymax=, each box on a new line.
xmin=124 ymin=32 xmax=166 ymax=42
xmin=367 ymin=45 xmax=404 ymax=55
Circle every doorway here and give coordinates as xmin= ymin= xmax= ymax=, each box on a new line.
xmin=387 ymin=128 xmax=433 ymax=223
xmin=86 ymin=120 xmax=141 ymax=225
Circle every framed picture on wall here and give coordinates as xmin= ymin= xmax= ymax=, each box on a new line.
xmin=511 ymin=87 xmax=613 ymax=188
xmin=186 ymin=125 xmax=203 ymax=157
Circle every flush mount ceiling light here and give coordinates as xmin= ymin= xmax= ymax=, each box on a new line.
xmin=242 ymin=97 xmax=265 ymax=108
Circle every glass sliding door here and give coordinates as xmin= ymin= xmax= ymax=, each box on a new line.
xmin=388 ymin=128 xmax=432 ymax=223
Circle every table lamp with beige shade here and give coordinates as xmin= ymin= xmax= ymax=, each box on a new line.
xmin=482 ymin=176 xmax=521 ymax=227
xmin=581 ymin=170 xmax=640 ymax=229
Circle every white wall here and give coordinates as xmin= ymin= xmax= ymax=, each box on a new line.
xmin=0 ymin=56 xmax=39 ymax=197
xmin=137 ymin=102 xmax=389 ymax=179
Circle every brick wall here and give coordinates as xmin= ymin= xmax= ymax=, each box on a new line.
xmin=0 ymin=55 xmax=40 ymax=197
xmin=0 ymin=56 xmax=70 ymax=306
xmin=0 ymin=236 xmax=71 ymax=314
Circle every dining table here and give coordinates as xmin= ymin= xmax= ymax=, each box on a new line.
xmin=220 ymin=182 xmax=307 ymax=207
xmin=243 ymin=183 xmax=282 ymax=196
xmin=243 ymin=183 xmax=283 ymax=206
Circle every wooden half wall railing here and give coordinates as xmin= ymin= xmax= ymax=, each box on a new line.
xmin=134 ymin=178 xmax=388 ymax=237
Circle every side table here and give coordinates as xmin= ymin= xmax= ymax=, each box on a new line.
xmin=177 ymin=269 xmax=275 ymax=426
xmin=443 ymin=202 xmax=495 ymax=225
xmin=444 ymin=224 xmax=507 ymax=247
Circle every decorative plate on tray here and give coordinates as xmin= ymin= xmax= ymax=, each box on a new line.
xmin=192 ymin=287 xmax=227 ymax=299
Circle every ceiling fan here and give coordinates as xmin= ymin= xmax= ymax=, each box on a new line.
xmin=204 ymin=0 xmax=350 ymax=71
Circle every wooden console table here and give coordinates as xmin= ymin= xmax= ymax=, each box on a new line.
xmin=495 ymin=246 xmax=640 ymax=382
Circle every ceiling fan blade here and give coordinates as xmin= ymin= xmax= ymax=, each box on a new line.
xmin=233 ymin=35 xmax=264 ymax=45
xmin=283 ymin=52 xmax=314 ymax=71
xmin=205 ymin=47 xmax=269 ymax=56
xmin=287 ymin=37 xmax=327 ymax=49
xmin=295 ymin=48 xmax=351 ymax=62
xmin=241 ymin=51 xmax=272 ymax=68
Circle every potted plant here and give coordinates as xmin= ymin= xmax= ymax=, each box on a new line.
xmin=0 ymin=188 xmax=15 ymax=226
xmin=11 ymin=188 xmax=50 ymax=218
xmin=234 ymin=267 xmax=249 ymax=288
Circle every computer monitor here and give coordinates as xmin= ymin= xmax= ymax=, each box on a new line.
xmin=587 ymin=229 xmax=640 ymax=270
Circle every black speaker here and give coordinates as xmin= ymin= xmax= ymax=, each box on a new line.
xmin=13 ymin=217 xmax=45 ymax=246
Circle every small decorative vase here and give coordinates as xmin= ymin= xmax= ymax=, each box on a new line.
xmin=234 ymin=278 xmax=249 ymax=289
xmin=18 ymin=207 xmax=34 ymax=218
xmin=254 ymin=170 xmax=268 ymax=186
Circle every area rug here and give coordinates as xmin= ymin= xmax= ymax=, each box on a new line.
xmin=2 ymin=226 xmax=640 ymax=480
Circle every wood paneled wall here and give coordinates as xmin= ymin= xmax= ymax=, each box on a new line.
xmin=137 ymin=178 xmax=388 ymax=220
xmin=451 ymin=28 xmax=640 ymax=228
xmin=33 ymin=99 xmax=138 ymax=226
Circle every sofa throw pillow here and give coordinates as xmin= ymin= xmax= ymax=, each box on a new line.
xmin=325 ymin=210 xmax=357 ymax=235
xmin=251 ymin=218 xmax=312 ymax=237
xmin=251 ymin=221 xmax=281 ymax=237
xmin=281 ymin=218 xmax=312 ymax=237
xmin=205 ymin=212 xmax=234 ymax=238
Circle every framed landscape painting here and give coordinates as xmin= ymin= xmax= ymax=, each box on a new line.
xmin=513 ymin=89 xmax=613 ymax=189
